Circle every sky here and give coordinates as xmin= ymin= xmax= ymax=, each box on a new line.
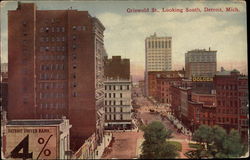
xmin=0 ymin=0 xmax=248 ymax=81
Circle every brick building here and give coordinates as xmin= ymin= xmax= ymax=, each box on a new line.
xmin=8 ymin=3 xmax=105 ymax=151
xmin=187 ymin=93 xmax=216 ymax=131
xmin=147 ymin=70 xmax=185 ymax=99
xmin=104 ymin=56 xmax=130 ymax=80
xmin=214 ymin=69 xmax=248 ymax=141
xmin=156 ymin=76 xmax=182 ymax=104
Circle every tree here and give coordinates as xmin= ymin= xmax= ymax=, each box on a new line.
xmin=140 ymin=121 xmax=179 ymax=159
xmin=187 ymin=125 xmax=246 ymax=159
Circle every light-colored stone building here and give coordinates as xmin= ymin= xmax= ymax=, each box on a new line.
xmin=185 ymin=48 xmax=217 ymax=79
xmin=104 ymin=78 xmax=132 ymax=130
xmin=145 ymin=33 xmax=172 ymax=96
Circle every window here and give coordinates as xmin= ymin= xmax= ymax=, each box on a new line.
xmin=45 ymin=27 xmax=49 ymax=32
xmin=73 ymin=64 xmax=77 ymax=69
xmin=56 ymin=27 xmax=60 ymax=32
xmin=72 ymin=44 xmax=76 ymax=49
xmin=120 ymin=114 xmax=123 ymax=120
xmin=120 ymin=93 xmax=122 ymax=98
xmin=113 ymin=93 xmax=115 ymax=98
xmin=120 ymin=100 xmax=123 ymax=105
xmin=72 ymin=26 xmax=77 ymax=30
xmin=40 ymin=27 xmax=44 ymax=32
xmin=120 ymin=107 xmax=123 ymax=112
xmin=73 ymin=54 xmax=77 ymax=60
xmin=73 ymin=92 xmax=77 ymax=97
xmin=120 ymin=85 xmax=122 ymax=90
xmin=127 ymin=85 xmax=129 ymax=90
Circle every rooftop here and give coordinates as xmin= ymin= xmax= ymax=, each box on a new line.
xmin=7 ymin=119 xmax=64 ymax=126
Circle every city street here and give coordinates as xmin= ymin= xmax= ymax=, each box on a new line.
xmin=102 ymin=87 xmax=192 ymax=159
xmin=134 ymin=94 xmax=192 ymax=158
xmin=101 ymin=131 xmax=143 ymax=159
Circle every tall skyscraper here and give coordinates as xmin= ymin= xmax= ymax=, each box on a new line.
xmin=8 ymin=3 xmax=105 ymax=151
xmin=144 ymin=33 xmax=172 ymax=96
xmin=185 ymin=48 xmax=217 ymax=79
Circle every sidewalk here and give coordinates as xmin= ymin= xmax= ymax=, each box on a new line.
xmin=95 ymin=132 xmax=112 ymax=159
xmin=136 ymin=138 xmax=144 ymax=158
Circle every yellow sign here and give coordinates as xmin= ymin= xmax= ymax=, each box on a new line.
xmin=5 ymin=126 xmax=58 ymax=159
xmin=192 ymin=77 xmax=213 ymax=82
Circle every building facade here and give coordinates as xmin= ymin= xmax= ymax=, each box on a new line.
xmin=104 ymin=56 xmax=132 ymax=130
xmin=8 ymin=3 xmax=105 ymax=151
xmin=104 ymin=56 xmax=130 ymax=80
xmin=185 ymin=48 xmax=217 ymax=79
xmin=145 ymin=33 xmax=172 ymax=96
xmin=104 ymin=79 xmax=132 ymax=129
xmin=156 ymin=76 xmax=182 ymax=104
xmin=214 ymin=69 xmax=248 ymax=141
xmin=147 ymin=70 xmax=184 ymax=99
xmin=188 ymin=92 xmax=216 ymax=131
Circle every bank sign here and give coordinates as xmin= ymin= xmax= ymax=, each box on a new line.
xmin=5 ymin=126 xmax=58 ymax=159
xmin=192 ymin=77 xmax=213 ymax=82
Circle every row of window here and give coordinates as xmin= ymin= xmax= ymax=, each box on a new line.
xmin=104 ymin=100 xmax=124 ymax=106
xmin=39 ymin=92 xmax=66 ymax=99
xmin=40 ymin=46 xmax=66 ymax=52
xmin=147 ymin=40 xmax=171 ymax=49
xmin=105 ymin=114 xmax=123 ymax=121
xmin=39 ymin=73 xmax=67 ymax=80
xmin=218 ymin=85 xmax=238 ymax=90
xmin=217 ymin=108 xmax=238 ymax=114
xmin=38 ymin=55 xmax=66 ymax=61
xmin=39 ymin=25 xmax=86 ymax=33
xmin=40 ymin=64 xmax=65 ymax=71
xmin=40 ymin=26 xmax=65 ymax=33
xmin=105 ymin=107 xmax=123 ymax=112
xmin=39 ymin=82 xmax=67 ymax=90
xmin=40 ymin=36 xmax=66 ymax=42
xmin=105 ymin=93 xmax=123 ymax=98
xmin=105 ymin=85 xmax=130 ymax=91
xmin=217 ymin=117 xmax=238 ymax=124
xmin=39 ymin=103 xmax=66 ymax=109
xmin=217 ymin=100 xmax=238 ymax=107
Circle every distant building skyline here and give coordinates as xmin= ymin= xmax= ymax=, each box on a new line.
xmin=1 ymin=1 xmax=248 ymax=82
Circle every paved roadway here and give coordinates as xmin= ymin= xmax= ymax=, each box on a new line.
xmin=102 ymin=87 xmax=192 ymax=159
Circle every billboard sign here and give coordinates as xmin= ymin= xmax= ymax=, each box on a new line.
xmin=192 ymin=77 xmax=213 ymax=82
xmin=5 ymin=126 xmax=58 ymax=159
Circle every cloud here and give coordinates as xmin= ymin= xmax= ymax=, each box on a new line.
xmin=98 ymin=2 xmax=247 ymax=78
xmin=0 ymin=1 xmax=247 ymax=77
